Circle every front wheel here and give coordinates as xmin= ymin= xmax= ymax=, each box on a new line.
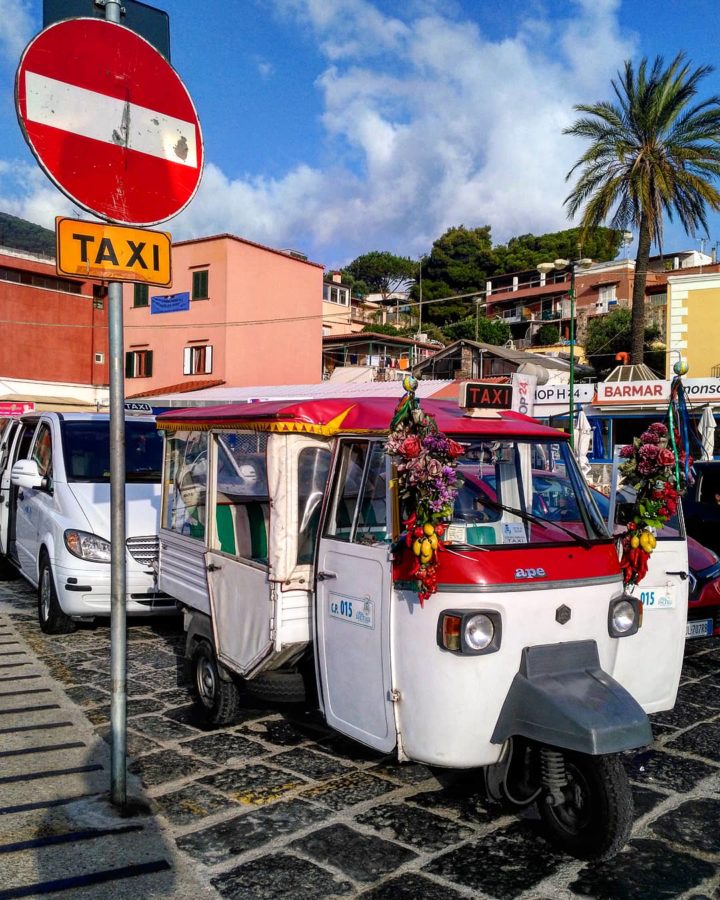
xmin=38 ymin=556 xmax=75 ymax=634
xmin=537 ymin=750 xmax=634 ymax=860
xmin=191 ymin=640 xmax=240 ymax=726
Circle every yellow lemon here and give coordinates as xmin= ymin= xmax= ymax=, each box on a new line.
xmin=412 ymin=539 xmax=422 ymax=556
xmin=423 ymin=524 xmax=435 ymax=536
xmin=429 ymin=534 xmax=439 ymax=550
xmin=630 ymin=535 xmax=640 ymax=549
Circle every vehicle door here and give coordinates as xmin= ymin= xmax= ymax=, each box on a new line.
xmin=315 ymin=439 xmax=395 ymax=752
xmin=607 ymin=453 xmax=689 ymax=711
xmin=0 ymin=420 xmax=20 ymax=555
xmin=14 ymin=420 xmax=53 ymax=577
xmin=3 ymin=421 xmax=37 ymax=561
xmin=205 ymin=433 xmax=275 ymax=677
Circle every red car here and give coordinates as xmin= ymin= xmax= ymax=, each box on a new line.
xmin=686 ymin=539 xmax=720 ymax=638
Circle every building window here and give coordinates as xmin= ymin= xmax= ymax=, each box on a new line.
xmin=0 ymin=265 xmax=81 ymax=294
xmin=125 ymin=349 xmax=153 ymax=378
xmin=94 ymin=353 xmax=104 ymax=364
xmin=183 ymin=344 xmax=213 ymax=375
xmin=323 ymin=284 xmax=349 ymax=306
xmin=133 ymin=284 xmax=149 ymax=307
xmin=598 ymin=284 xmax=617 ymax=303
xmin=192 ymin=269 xmax=209 ymax=300
xmin=93 ymin=285 xmax=107 ymax=309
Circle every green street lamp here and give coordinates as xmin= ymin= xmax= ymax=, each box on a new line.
xmin=537 ymin=257 xmax=592 ymax=450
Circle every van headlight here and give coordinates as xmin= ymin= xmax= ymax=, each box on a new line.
xmin=437 ymin=609 xmax=502 ymax=655
xmin=64 ymin=530 xmax=112 ymax=563
xmin=608 ymin=595 xmax=641 ymax=637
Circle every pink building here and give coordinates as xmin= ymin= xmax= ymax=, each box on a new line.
xmin=123 ymin=233 xmax=323 ymax=395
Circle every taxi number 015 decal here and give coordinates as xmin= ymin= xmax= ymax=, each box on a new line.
xmin=639 ymin=589 xmax=675 ymax=609
xmin=329 ymin=594 xmax=375 ymax=628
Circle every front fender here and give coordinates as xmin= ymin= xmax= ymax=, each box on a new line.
xmin=491 ymin=640 xmax=652 ymax=755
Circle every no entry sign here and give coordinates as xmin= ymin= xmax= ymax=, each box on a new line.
xmin=15 ymin=18 xmax=203 ymax=226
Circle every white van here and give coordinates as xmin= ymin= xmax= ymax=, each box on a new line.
xmin=3 ymin=412 xmax=176 ymax=633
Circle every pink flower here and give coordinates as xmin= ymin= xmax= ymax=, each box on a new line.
xmin=657 ymin=448 xmax=675 ymax=466
xmin=399 ymin=435 xmax=422 ymax=458
xmin=648 ymin=422 xmax=668 ymax=437
xmin=447 ymin=439 xmax=465 ymax=458
xmin=619 ymin=445 xmax=634 ymax=458
xmin=639 ymin=444 xmax=659 ymax=460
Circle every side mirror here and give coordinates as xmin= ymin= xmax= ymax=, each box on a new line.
xmin=615 ymin=501 xmax=636 ymax=526
xmin=11 ymin=459 xmax=45 ymax=490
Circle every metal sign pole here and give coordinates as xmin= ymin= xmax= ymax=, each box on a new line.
xmin=105 ymin=0 xmax=128 ymax=809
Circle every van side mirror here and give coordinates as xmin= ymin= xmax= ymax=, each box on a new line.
xmin=11 ymin=459 xmax=45 ymax=490
xmin=615 ymin=501 xmax=636 ymax=526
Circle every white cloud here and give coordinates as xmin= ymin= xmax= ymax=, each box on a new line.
xmin=0 ymin=0 xmax=34 ymax=64
xmin=0 ymin=0 xmax=638 ymax=268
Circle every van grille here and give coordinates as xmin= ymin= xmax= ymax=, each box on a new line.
xmin=126 ymin=535 xmax=159 ymax=568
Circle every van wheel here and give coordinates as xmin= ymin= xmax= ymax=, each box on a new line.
xmin=537 ymin=750 xmax=633 ymax=860
xmin=245 ymin=669 xmax=307 ymax=704
xmin=38 ymin=556 xmax=75 ymax=635
xmin=191 ymin=641 xmax=240 ymax=726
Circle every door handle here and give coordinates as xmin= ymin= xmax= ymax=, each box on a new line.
xmin=207 ymin=562 xmax=222 ymax=572
xmin=17 ymin=490 xmax=24 ymax=501
xmin=666 ymin=570 xmax=688 ymax=580
xmin=318 ymin=570 xmax=337 ymax=581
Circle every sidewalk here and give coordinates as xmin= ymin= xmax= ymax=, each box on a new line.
xmin=0 ymin=609 xmax=218 ymax=900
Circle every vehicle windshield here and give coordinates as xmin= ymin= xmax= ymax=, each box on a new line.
xmin=62 ymin=420 xmax=163 ymax=483
xmin=448 ymin=438 xmax=609 ymax=547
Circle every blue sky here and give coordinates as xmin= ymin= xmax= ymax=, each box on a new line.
xmin=1 ymin=0 xmax=720 ymax=269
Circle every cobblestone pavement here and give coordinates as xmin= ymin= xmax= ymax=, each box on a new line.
xmin=1 ymin=572 xmax=719 ymax=900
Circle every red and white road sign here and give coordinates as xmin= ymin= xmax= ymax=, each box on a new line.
xmin=15 ymin=18 xmax=203 ymax=226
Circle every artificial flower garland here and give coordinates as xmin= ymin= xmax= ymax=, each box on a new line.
xmin=618 ymin=421 xmax=688 ymax=585
xmin=386 ymin=376 xmax=464 ymax=603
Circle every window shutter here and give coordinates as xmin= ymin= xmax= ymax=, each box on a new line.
xmin=146 ymin=350 xmax=153 ymax=377
xmin=125 ymin=352 xmax=134 ymax=378
xmin=183 ymin=347 xmax=192 ymax=375
xmin=204 ymin=346 xmax=213 ymax=374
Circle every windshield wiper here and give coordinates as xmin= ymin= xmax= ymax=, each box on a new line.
xmin=478 ymin=495 xmax=593 ymax=549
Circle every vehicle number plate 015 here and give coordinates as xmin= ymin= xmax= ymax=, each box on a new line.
xmin=686 ymin=618 xmax=713 ymax=639
xmin=329 ymin=594 xmax=375 ymax=628
xmin=639 ymin=589 xmax=675 ymax=609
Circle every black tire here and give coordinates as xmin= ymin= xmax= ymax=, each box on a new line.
xmin=38 ymin=555 xmax=75 ymax=634
xmin=537 ymin=750 xmax=633 ymax=861
xmin=191 ymin=640 xmax=241 ymax=726
xmin=244 ymin=669 xmax=307 ymax=704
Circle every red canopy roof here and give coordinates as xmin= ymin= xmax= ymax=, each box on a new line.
xmin=157 ymin=396 xmax=565 ymax=440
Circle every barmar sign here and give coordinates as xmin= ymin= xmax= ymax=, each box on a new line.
xmin=597 ymin=381 xmax=667 ymax=402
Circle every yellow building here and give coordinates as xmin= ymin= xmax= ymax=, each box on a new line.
xmin=666 ymin=273 xmax=720 ymax=377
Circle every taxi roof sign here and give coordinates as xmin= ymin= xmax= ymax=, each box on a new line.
xmin=56 ymin=217 xmax=172 ymax=286
xmin=460 ymin=382 xmax=514 ymax=412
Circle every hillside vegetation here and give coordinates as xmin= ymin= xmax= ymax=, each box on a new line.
xmin=0 ymin=211 xmax=55 ymax=256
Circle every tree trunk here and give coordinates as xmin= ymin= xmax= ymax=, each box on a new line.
xmin=630 ymin=216 xmax=652 ymax=364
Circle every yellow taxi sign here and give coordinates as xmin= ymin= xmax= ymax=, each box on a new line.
xmin=55 ymin=217 xmax=172 ymax=287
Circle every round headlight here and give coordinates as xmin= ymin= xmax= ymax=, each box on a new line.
xmin=464 ymin=613 xmax=494 ymax=651
xmin=611 ymin=599 xmax=636 ymax=634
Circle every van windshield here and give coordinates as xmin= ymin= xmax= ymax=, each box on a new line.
xmin=448 ymin=437 xmax=609 ymax=547
xmin=61 ymin=420 xmax=163 ymax=483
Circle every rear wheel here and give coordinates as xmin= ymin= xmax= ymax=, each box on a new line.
xmin=191 ymin=640 xmax=240 ymax=726
xmin=38 ymin=556 xmax=75 ymax=634
xmin=537 ymin=750 xmax=633 ymax=860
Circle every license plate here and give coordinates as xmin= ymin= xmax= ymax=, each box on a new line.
xmin=686 ymin=618 xmax=713 ymax=639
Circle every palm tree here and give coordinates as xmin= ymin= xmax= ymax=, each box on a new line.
xmin=564 ymin=53 xmax=720 ymax=364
